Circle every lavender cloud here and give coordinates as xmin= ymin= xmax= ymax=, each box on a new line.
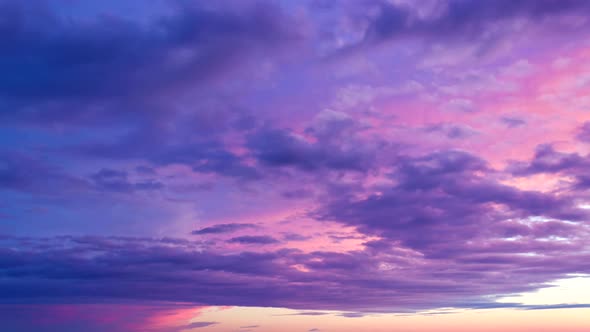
xmin=508 ymin=144 xmax=590 ymax=190
xmin=247 ymin=128 xmax=373 ymax=173
xmin=359 ymin=0 xmax=590 ymax=47
xmin=2 ymin=1 xmax=590 ymax=329
xmin=182 ymin=322 xmax=218 ymax=329
xmin=319 ymin=149 xmax=588 ymax=254
xmin=192 ymin=223 xmax=258 ymax=235
xmin=1 ymin=226 xmax=589 ymax=312
xmin=0 ymin=1 xmax=294 ymax=111
xmin=500 ymin=116 xmax=527 ymax=128
xmin=91 ymin=168 xmax=163 ymax=193
xmin=576 ymin=121 xmax=590 ymax=142
xmin=227 ymin=235 xmax=280 ymax=245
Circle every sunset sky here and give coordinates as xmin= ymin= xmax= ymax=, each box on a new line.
xmin=2 ymin=0 xmax=590 ymax=331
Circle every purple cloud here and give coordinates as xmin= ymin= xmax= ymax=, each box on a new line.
xmin=0 ymin=1 xmax=295 ymax=110
xmin=183 ymin=321 xmax=218 ymax=329
xmin=227 ymin=235 xmax=280 ymax=245
xmin=500 ymin=116 xmax=527 ymax=128
xmin=508 ymin=144 xmax=590 ymax=190
xmin=357 ymin=0 xmax=590 ymax=47
xmin=424 ymin=123 xmax=478 ymax=139
xmin=320 ymin=149 xmax=587 ymax=253
xmin=91 ymin=168 xmax=163 ymax=193
xmin=576 ymin=121 xmax=590 ymax=142
xmin=3 ymin=1 xmax=590 ymax=330
xmin=1 ymin=230 xmax=589 ymax=312
xmin=247 ymin=128 xmax=374 ymax=173
xmin=192 ymin=223 xmax=258 ymax=235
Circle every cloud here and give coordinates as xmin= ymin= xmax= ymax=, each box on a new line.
xmin=0 ymin=303 xmax=202 ymax=332
xmin=0 ymin=151 xmax=88 ymax=194
xmin=424 ymin=123 xmax=478 ymax=139
xmin=509 ymin=144 xmax=588 ymax=175
xmin=500 ymin=116 xmax=527 ymax=128
xmin=3 ymin=0 xmax=590 ymax=324
xmin=1 ymin=231 xmax=590 ymax=313
xmin=0 ymin=0 xmax=303 ymax=186
xmin=0 ymin=1 xmax=295 ymax=112
xmin=192 ymin=223 xmax=258 ymax=235
xmin=247 ymin=128 xmax=373 ymax=172
xmin=508 ymin=144 xmax=590 ymax=191
xmin=319 ymin=149 xmax=588 ymax=252
xmin=76 ymin=122 xmax=263 ymax=181
xmin=360 ymin=0 xmax=590 ymax=46
xmin=283 ymin=233 xmax=313 ymax=242
xmin=444 ymin=98 xmax=476 ymax=112
xmin=182 ymin=321 xmax=219 ymax=329
xmin=3 ymin=143 xmax=590 ymax=312
xmin=90 ymin=168 xmax=163 ymax=193
xmin=338 ymin=312 xmax=365 ymax=318
xmin=576 ymin=121 xmax=590 ymax=142
xmin=284 ymin=312 xmax=331 ymax=316
xmin=227 ymin=235 xmax=280 ymax=245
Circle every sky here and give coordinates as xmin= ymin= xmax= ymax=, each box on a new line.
xmin=1 ymin=0 xmax=590 ymax=331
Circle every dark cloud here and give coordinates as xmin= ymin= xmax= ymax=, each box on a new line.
xmin=0 ymin=0 xmax=294 ymax=110
xmin=3 ymin=143 xmax=589 ymax=312
xmin=281 ymin=189 xmax=315 ymax=199
xmin=192 ymin=223 xmax=258 ymax=235
xmin=90 ymin=168 xmax=163 ymax=193
xmin=329 ymin=233 xmax=364 ymax=243
xmin=338 ymin=312 xmax=365 ymax=318
xmin=2 ymin=0 xmax=590 ymax=326
xmin=508 ymin=144 xmax=590 ymax=190
xmin=509 ymin=144 xmax=588 ymax=176
xmin=320 ymin=149 xmax=588 ymax=253
xmin=182 ymin=321 xmax=218 ymax=329
xmin=576 ymin=121 xmax=590 ymax=142
xmin=77 ymin=122 xmax=263 ymax=181
xmin=500 ymin=116 xmax=527 ymax=128
xmin=0 ymin=151 xmax=88 ymax=194
xmin=1 ymin=234 xmax=589 ymax=312
xmin=361 ymin=0 xmax=590 ymax=46
xmin=286 ymin=312 xmax=331 ymax=316
xmin=283 ymin=233 xmax=313 ymax=242
xmin=247 ymin=128 xmax=374 ymax=172
xmin=0 ymin=0 xmax=298 ymax=185
xmin=227 ymin=235 xmax=280 ymax=245
xmin=135 ymin=166 xmax=157 ymax=175
xmin=0 ymin=303 xmax=196 ymax=332
xmin=424 ymin=123 xmax=478 ymax=139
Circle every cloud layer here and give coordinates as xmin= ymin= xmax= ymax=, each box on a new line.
xmin=2 ymin=0 xmax=590 ymax=330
